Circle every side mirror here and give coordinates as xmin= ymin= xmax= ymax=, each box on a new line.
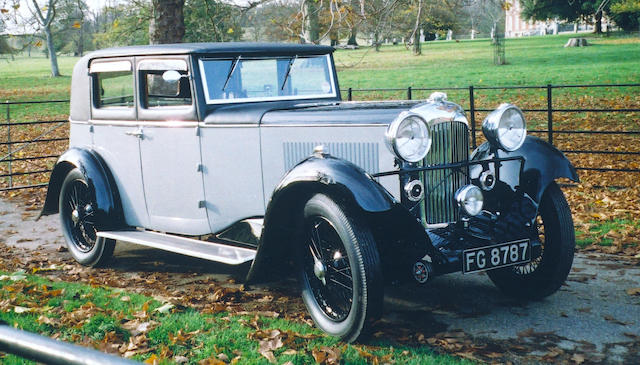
xmin=162 ymin=70 xmax=183 ymax=83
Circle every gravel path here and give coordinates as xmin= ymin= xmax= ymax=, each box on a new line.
xmin=1 ymin=197 xmax=639 ymax=364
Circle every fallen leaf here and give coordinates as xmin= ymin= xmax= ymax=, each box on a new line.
xmin=258 ymin=348 xmax=276 ymax=364
xmin=604 ymin=315 xmax=629 ymax=325
xmin=154 ymin=303 xmax=174 ymax=313
xmin=14 ymin=306 xmax=31 ymax=313
xmin=626 ymin=288 xmax=640 ymax=296
xmin=144 ymin=354 xmax=160 ymax=365
xmin=571 ymin=353 xmax=586 ymax=364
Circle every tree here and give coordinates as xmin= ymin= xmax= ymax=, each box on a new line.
xmin=149 ymin=0 xmax=185 ymax=44
xmin=0 ymin=17 xmax=14 ymax=58
xmin=610 ymin=0 xmax=640 ymax=31
xmin=520 ymin=0 xmax=612 ymax=34
xmin=29 ymin=0 xmax=60 ymax=76
xmin=301 ymin=0 xmax=319 ymax=42
xmin=53 ymin=0 xmax=92 ymax=56
xmin=360 ymin=0 xmax=401 ymax=51
xmin=93 ymin=1 xmax=151 ymax=48
xmin=184 ymin=0 xmax=244 ymax=42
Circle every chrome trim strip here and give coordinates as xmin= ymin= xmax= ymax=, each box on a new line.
xmin=260 ymin=123 xmax=386 ymax=128
xmin=73 ymin=120 xmax=384 ymax=128
xmin=97 ymin=230 xmax=256 ymax=265
xmin=86 ymin=119 xmax=199 ymax=127
xmin=199 ymin=123 xmax=259 ymax=128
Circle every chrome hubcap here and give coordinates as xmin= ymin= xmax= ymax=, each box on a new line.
xmin=71 ymin=209 xmax=80 ymax=225
xmin=313 ymin=258 xmax=327 ymax=285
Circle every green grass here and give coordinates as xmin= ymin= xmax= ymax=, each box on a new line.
xmin=334 ymin=34 xmax=640 ymax=89
xmin=575 ymin=218 xmax=640 ymax=247
xmin=0 ymin=271 xmax=472 ymax=365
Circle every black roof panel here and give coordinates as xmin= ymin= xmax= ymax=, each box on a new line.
xmin=86 ymin=42 xmax=335 ymax=59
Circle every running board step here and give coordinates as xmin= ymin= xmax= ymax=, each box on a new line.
xmin=97 ymin=230 xmax=256 ymax=265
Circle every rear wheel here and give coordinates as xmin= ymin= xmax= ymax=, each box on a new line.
xmin=298 ymin=194 xmax=383 ymax=342
xmin=488 ymin=182 xmax=575 ymax=300
xmin=59 ymin=168 xmax=115 ymax=267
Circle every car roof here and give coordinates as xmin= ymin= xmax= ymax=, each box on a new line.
xmin=86 ymin=42 xmax=335 ymax=60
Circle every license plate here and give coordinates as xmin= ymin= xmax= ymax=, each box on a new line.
xmin=463 ymin=239 xmax=531 ymax=274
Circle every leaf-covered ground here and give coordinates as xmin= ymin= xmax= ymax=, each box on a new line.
xmin=1 ymin=197 xmax=639 ymax=364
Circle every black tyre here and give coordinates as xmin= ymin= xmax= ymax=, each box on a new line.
xmin=59 ymin=168 xmax=115 ymax=267
xmin=488 ymin=182 xmax=575 ymax=300
xmin=298 ymin=194 xmax=383 ymax=343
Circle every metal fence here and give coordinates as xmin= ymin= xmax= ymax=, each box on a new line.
xmin=2 ymin=83 xmax=639 ymax=192
xmin=344 ymin=83 xmax=640 ymax=174
xmin=1 ymin=100 xmax=69 ymax=192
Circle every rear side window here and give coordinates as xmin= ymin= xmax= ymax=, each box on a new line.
xmin=139 ymin=59 xmax=192 ymax=108
xmin=90 ymin=60 xmax=134 ymax=108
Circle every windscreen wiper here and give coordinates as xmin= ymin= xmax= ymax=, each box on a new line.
xmin=280 ymin=55 xmax=297 ymax=91
xmin=222 ymin=56 xmax=241 ymax=91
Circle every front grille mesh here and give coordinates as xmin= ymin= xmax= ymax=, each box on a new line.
xmin=423 ymin=121 xmax=470 ymax=224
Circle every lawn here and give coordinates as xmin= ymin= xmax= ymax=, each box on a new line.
xmin=0 ymin=270 xmax=472 ymax=365
xmin=334 ymin=33 xmax=640 ymax=89
xmin=1 ymin=33 xmax=639 ymax=104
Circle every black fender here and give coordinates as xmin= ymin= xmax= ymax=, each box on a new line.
xmin=472 ymin=135 xmax=579 ymax=203
xmin=38 ymin=147 xmax=123 ymax=229
xmin=245 ymin=154 xmax=435 ymax=284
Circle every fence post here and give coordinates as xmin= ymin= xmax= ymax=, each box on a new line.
xmin=469 ymin=86 xmax=477 ymax=149
xmin=407 ymin=86 xmax=412 ymax=100
xmin=347 ymin=87 xmax=353 ymax=101
xmin=547 ymin=84 xmax=553 ymax=145
xmin=5 ymin=101 xmax=11 ymax=188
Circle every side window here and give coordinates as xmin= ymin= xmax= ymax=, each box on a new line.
xmin=90 ymin=60 xmax=134 ymax=108
xmin=139 ymin=59 xmax=192 ymax=108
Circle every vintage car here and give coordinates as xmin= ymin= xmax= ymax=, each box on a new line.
xmin=40 ymin=43 xmax=579 ymax=342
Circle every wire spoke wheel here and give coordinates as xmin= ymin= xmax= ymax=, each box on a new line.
xmin=59 ymin=168 xmax=115 ymax=267
xmin=61 ymin=179 xmax=97 ymax=253
xmin=303 ymin=216 xmax=353 ymax=321
xmin=487 ymin=182 xmax=575 ymax=300
xmin=512 ymin=215 xmax=544 ymax=275
xmin=298 ymin=193 xmax=383 ymax=342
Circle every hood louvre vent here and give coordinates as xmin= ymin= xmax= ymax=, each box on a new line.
xmin=283 ymin=142 xmax=379 ymax=174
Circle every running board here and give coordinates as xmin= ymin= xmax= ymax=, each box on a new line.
xmin=97 ymin=230 xmax=256 ymax=265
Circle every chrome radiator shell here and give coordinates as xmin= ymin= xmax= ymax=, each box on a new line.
xmin=422 ymin=121 xmax=470 ymax=224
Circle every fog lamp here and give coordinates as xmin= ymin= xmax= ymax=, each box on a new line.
xmin=456 ymin=185 xmax=484 ymax=216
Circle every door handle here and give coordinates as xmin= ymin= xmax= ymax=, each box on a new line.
xmin=125 ymin=128 xmax=144 ymax=139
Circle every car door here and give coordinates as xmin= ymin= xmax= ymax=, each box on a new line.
xmin=89 ymin=57 xmax=149 ymax=228
xmin=136 ymin=57 xmax=210 ymax=235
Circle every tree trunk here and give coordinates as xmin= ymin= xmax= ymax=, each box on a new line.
xmin=303 ymin=0 xmax=319 ymax=43
xmin=411 ymin=0 xmax=423 ymax=56
xmin=44 ymin=27 xmax=60 ymax=77
xmin=594 ymin=10 xmax=602 ymax=34
xmin=76 ymin=25 xmax=84 ymax=57
xmin=347 ymin=29 xmax=358 ymax=46
xmin=149 ymin=0 xmax=185 ymax=44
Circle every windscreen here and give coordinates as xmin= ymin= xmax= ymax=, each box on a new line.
xmin=199 ymin=54 xmax=336 ymax=104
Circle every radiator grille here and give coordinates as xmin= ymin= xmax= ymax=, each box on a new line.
xmin=423 ymin=121 xmax=470 ymax=224
xmin=283 ymin=142 xmax=379 ymax=174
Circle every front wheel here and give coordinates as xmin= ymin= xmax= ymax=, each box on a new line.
xmin=298 ymin=194 xmax=383 ymax=343
xmin=59 ymin=168 xmax=115 ymax=267
xmin=488 ymin=182 xmax=575 ymax=300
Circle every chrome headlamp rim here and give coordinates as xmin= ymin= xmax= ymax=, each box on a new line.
xmin=482 ymin=103 xmax=527 ymax=152
xmin=455 ymin=185 xmax=484 ymax=216
xmin=385 ymin=112 xmax=432 ymax=163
